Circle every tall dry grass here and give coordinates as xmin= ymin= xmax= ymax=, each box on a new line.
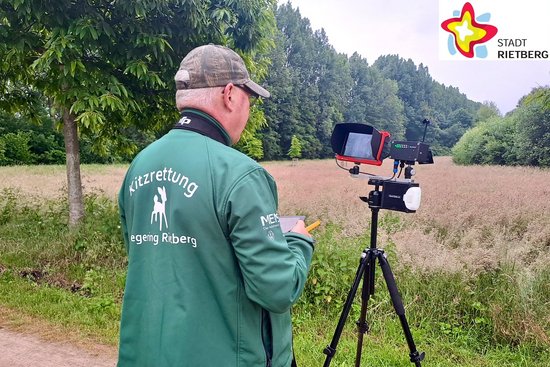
xmin=265 ymin=157 xmax=550 ymax=274
xmin=1 ymin=158 xmax=548 ymax=273
xmin=0 ymin=164 xmax=127 ymax=200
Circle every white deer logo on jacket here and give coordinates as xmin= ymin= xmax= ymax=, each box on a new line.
xmin=151 ymin=186 xmax=168 ymax=230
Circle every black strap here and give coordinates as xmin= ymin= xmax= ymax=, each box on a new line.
xmin=291 ymin=355 xmax=298 ymax=367
xmin=172 ymin=111 xmax=229 ymax=146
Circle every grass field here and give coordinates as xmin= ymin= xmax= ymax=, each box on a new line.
xmin=268 ymin=157 xmax=550 ymax=273
xmin=0 ymin=157 xmax=549 ymax=366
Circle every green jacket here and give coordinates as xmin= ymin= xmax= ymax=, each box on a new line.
xmin=117 ymin=109 xmax=314 ymax=367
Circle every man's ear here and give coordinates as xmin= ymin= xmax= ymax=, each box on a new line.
xmin=222 ymin=83 xmax=236 ymax=112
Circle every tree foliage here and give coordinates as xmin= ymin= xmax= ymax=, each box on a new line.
xmin=0 ymin=111 xmax=65 ymax=165
xmin=0 ymin=0 xmax=276 ymax=153
xmin=373 ymin=55 xmax=481 ymax=154
xmin=3 ymin=0 xmax=544 ymax=182
xmin=452 ymin=86 xmax=550 ymax=167
xmin=261 ymin=3 xmax=351 ymax=160
xmin=346 ymin=53 xmax=405 ymax=138
xmin=515 ymin=87 xmax=550 ymax=166
xmin=288 ymin=135 xmax=302 ymax=159
xmin=476 ymin=101 xmax=501 ymax=124
xmin=0 ymin=0 xmax=277 ymax=224
xmin=0 ymin=131 xmax=33 ymax=165
xmin=452 ymin=115 xmax=518 ymax=165
xmin=259 ymin=3 xmax=485 ymax=160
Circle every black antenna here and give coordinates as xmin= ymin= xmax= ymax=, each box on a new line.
xmin=421 ymin=119 xmax=430 ymax=143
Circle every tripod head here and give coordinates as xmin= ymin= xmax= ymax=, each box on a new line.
xmin=348 ymin=167 xmax=421 ymax=213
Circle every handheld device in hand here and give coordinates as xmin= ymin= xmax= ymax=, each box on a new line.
xmin=279 ymin=216 xmax=306 ymax=233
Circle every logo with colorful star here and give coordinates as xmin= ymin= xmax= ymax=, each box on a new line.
xmin=441 ymin=2 xmax=498 ymax=58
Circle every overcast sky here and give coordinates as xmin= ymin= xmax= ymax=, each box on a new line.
xmin=279 ymin=0 xmax=550 ymax=114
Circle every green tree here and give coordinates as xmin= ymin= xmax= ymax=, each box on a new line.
xmin=514 ymin=87 xmax=550 ymax=166
xmin=0 ymin=131 xmax=34 ymax=165
xmin=288 ymin=135 xmax=302 ymax=159
xmin=312 ymin=29 xmax=352 ymax=157
xmin=373 ymin=54 xmax=481 ymax=148
xmin=476 ymin=101 xmax=501 ymax=124
xmin=373 ymin=55 xmax=430 ymax=140
xmin=262 ymin=3 xmax=352 ymax=159
xmin=269 ymin=3 xmax=322 ymax=159
xmin=452 ymin=87 xmax=550 ymax=168
xmin=346 ymin=53 xmax=405 ymax=138
xmin=0 ymin=111 xmax=66 ymax=164
xmin=237 ymin=134 xmax=264 ymax=160
xmin=452 ymin=115 xmax=518 ymax=165
xmin=0 ymin=0 xmax=276 ymax=225
xmin=0 ymin=138 xmax=5 ymax=165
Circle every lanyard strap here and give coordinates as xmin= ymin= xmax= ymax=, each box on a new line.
xmin=172 ymin=112 xmax=229 ymax=146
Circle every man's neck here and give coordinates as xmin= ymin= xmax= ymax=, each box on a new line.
xmin=174 ymin=109 xmax=232 ymax=146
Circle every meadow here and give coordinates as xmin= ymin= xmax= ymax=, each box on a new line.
xmin=0 ymin=158 xmax=549 ymax=366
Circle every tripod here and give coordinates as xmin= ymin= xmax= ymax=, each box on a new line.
xmin=322 ymin=186 xmax=425 ymax=367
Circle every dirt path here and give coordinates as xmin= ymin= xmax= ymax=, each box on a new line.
xmin=0 ymin=327 xmax=117 ymax=367
xmin=0 ymin=307 xmax=117 ymax=367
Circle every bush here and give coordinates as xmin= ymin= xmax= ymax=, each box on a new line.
xmin=452 ymin=116 xmax=518 ymax=165
xmin=0 ymin=132 xmax=35 ymax=165
xmin=0 ymin=112 xmax=65 ymax=165
xmin=453 ymin=86 xmax=550 ymax=167
xmin=515 ymin=87 xmax=550 ymax=167
xmin=0 ymin=139 xmax=6 ymax=165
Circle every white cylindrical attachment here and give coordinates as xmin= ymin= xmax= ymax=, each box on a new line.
xmin=403 ymin=187 xmax=422 ymax=211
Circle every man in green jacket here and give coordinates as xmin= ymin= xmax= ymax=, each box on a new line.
xmin=117 ymin=44 xmax=315 ymax=367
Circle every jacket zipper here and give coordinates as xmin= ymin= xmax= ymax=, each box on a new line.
xmin=261 ymin=309 xmax=272 ymax=367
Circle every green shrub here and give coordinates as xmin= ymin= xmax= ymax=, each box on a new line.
xmin=453 ymin=87 xmax=550 ymax=167
xmin=514 ymin=87 xmax=550 ymax=167
xmin=452 ymin=116 xmax=519 ymax=166
xmin=0 ymin=139 xmax=6 ymax=165
xmin=0 ymin=132 xmax=35 ymax=165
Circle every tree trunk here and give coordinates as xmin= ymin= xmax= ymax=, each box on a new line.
xmin=62 ymin=108 xmax=84 ymax=227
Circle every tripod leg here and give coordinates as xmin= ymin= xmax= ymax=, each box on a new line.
xmin=353 ymin=206 xmax=381 ymax=366
xmin=323 ymin=251 xmax=369 ymax=367
xmin=377 ymin=253 xmax=425 ymax=366
xmin=354 ymin=250 xmax=375 ymax=366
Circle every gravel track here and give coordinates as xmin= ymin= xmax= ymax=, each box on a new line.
xmin=0 ymin=328 xmax=116 ymax=367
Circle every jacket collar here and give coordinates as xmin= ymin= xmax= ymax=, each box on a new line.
xmin=173 ymin=109 xmax=232 ymax=146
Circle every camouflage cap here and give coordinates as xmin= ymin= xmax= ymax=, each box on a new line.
xmin=174 ymin=44 xmax=270 ymax=98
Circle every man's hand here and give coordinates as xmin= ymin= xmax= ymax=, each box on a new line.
xmin=290 ymin=220 xmax=312 ymax=238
